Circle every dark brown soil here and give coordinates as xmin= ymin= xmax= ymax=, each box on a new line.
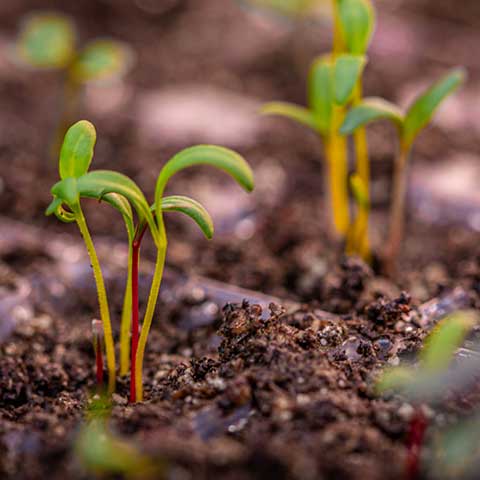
xmin=1 ymin=0 xmax=480 ymax=479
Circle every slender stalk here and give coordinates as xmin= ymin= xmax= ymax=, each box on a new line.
xmin=352 ymin=81 xmax=371 ymax=261
xmin=134 ymin=244 xmax=167 ymax=402
xmin=406 ymin=408 xmax=427 ymax=480
xmin=331 ymin=0 xmax=344 ymax=55
xmin=384 ymin=143 xmax=411 ymax=275
xmin=129 ymin=225 xmax=147 ymax=403
xmin=325 ymin=105 xmax=350 ymax=237
xmin=119 ymin=244 xmax=133 ymax=377
xmin=92 ymin=319 xmax=104 ymax=388
xmin=75 ymin=206 xmax=116 ymax=394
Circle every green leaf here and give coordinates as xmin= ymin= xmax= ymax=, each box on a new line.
xmin=15 ymin=12 xmax=76 ymax=69
xmin=59 ymin=121 xmax=97 ymax=180
xmin=102 ymin=193 xmax=135 ymax=240
xmin=261 ymin=102 xmax=318 ymax=131
xmin=420 ymin=311 xmax=476 ymax=373
xmin=349 ymin=173 xmax=369 ymax=209
xmin=76 ymin=170 xmax=158 ymax=242
xmin=51 ymin=177 xmax=79 ymax=207
xmin=334 ymin=54 xmax=366 ymax=105
xmin=337 ymin=0 xmax=375 ymax=55
xmin=71 ymin=39 xmax=134 ymax=84
xmin=159 ymin=195 xmax=214 ymax=240
xmin=375 ymin=366 xmax=414 ymax=395
xmin=340 ymin=97 xmax=404 ymax=135
xmin=403 ymin=68 xmax=466 ymax=148
xmin=308 ymin=56 xmax=334 ymax=135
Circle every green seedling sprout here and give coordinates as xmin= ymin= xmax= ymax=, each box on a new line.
xmin=376 ymin=311 xmax=477 ymax=480
xmin=341 ymin=68 xmax=466 ymax=274
xmin=92 ymin=319 xmax=104 ymax=389
xmin=14 ymin=12 xmax=133 ymax=155
xmin=262 ymin=52 xmax=365 ymax=237
xmin=46 ymin=121 xmax=255 ymax=402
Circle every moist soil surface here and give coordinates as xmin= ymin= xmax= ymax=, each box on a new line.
xmin=1 ymin=0 xmax=480 ymax=479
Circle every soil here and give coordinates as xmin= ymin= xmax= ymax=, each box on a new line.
xmin=1 ymin=0 xmax=480 ymax=479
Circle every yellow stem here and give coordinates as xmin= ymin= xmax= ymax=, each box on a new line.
xmin=325 ymin=105 xmax=350 ymax=237
xmin=331 ymin=0 xmax=344 ymax=56
xmin=75 ymin=207 xmax=116 ymax=394
xmin=119 ymin=242 xmax=133 ymax=376
xmin=134 ymin=245 xmax=166 ymax=402
xmin=352 ymin=81 xmax=371 ymax=261
xmin=384 ymin=144 xmax=411 ymax=275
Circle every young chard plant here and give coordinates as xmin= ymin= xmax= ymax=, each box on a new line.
xmin=341 ymin=68 xmax=466 ymax=274
xmin=46 ymin=121 xmax=254 ymax=402
xmin=262 ymin=0 xmax=374 ymax=261
xmin=14 ymin=12 xmax=133 ymax=154
xmin=262 ymin=52 xmax=366 ymax=237
xmin=376 ymin=311 xmax=477 ymax=480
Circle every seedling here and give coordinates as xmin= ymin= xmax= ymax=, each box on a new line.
xmin=376 ymin=311 xmax=477 ymax=480
xmin=341 ymin=68 xmax=466 ymax=274
xmin=14 ymin=12 xmax=133 ymax=154
xmin=46 ymin=120 xmax=254 ymax=402
xmin=238 ymin=0 xmax=327 ymax=17
xmin=262 ymin=0 xmax=374 ymax=261
xmin=92 ymin=319 xmax=104 ymax=388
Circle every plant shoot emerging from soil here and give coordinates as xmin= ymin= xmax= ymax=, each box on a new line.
xmin=14 ymin=12 xmax=133 ymax=153
xmin=341 ymin=68 xmax=466 ymax=273
xmin=376 ymin=311 xmax=477 ymax=479
xmin=262 ymin=0 xmax=374 ymax=261
xmin=46 ymin=120 xmax=254 ymax=402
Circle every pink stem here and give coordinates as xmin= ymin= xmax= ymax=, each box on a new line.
xmin=406 ymin=408 xmax=428 ymax=480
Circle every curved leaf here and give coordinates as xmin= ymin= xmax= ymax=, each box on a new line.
xmin=340 ymin=97 xmax=404 ymax=135
xmin=421 ymin=311 xmax=476 ymax=373
xmin=101 ymin=193 xmax=135 ymax=240
xmin=261 ymin=102 xmax=318 ymax=131
xmin=60 ymin=121 xmax=97 ymax=180
xmin=403 ymin=68 xmax=466 ymax=148
xmin=308 ymin=56 xmax=334 ymax=135
xmin=71 ymin=39 xmax=134 ymax=84
xmin=45 ymin=197 xmax=76 ymax=223
xmin=158 ymin=195 xmax=214 ymax=240
xmin=337 ymin=0 xmax=375 ymax=55
xmin=76 ymin=170 xmax=157 ymax=241
xmin=334 ymin=54 xmax=366 ymax=105
xmin=15 ymin=12 xmax=76 ymax=69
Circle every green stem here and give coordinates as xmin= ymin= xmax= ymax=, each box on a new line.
xmin=119 ymin=242 xmax=133 ymax=377
xmin=75 ymin=206 xmax=116 ymax=394
xmin=134 ymin=242 xmax=166 ymax=402
xmin=384 ymin=143 xmax=411 ymax=275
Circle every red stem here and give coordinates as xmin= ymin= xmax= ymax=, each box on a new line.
xmin=406 ymin=408 xmax=428 ymax=480
xmin=129 ymin=224 xmax=147 ymax=403
xmin=95 ymin=339 xmax=104 ymax=387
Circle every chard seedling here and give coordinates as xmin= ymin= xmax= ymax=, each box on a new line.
xmin=262 ymin=52 xmax=366 ymax=237
xmin=92 ymin=319 xmax=104 ymax=388
xmin=262 ymin=0 xmax=374 ymax=261
xmin=14 ymin=12 xmax=133 ymax=154
xmin=46 ymin=121 xmax=254 ymax=402
xmin=376 ymin=311 xmax=477 ymax=480
xmin=341 ymin=68 xmax=466 ymax=273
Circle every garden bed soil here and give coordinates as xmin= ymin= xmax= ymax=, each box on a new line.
xmin=1 ymin=0 xmax=480 ymax=479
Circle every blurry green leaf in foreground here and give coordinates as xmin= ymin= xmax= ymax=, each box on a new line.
xmin=75 ymin=420 xmax=158 ymax=476
xmin=71 ymin=39 xmax=134 ymax=83
xmin=16 ymin=12 xmax=76 ymax=69
xmin=337 ymin=0 xmax=375 ymax=55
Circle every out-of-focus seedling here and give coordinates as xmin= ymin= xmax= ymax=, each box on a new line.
xmin=341 ymin=68 xmax=466 ymax=274
xmin=239 ymin=0 xmax=327 ymax=17
xmin=92 ymin=319 xmax=104 ymax=389
xmin=376 ymin=311 xmax=477 ymax=480
xmin=262 ymin=53 xmax=365 ymax=237
xmin=46 ymin=121 xmax=255 ymax=402
xmin=14 ymin=12 xmax=133 ymax=154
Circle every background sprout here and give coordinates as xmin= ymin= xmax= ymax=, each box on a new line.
xmin=262 ymin=52 xmax=365 ymax=238
xmin=376 ymin=311 xmax=477 ymax=480
xmin=14 ymin=11 xmax=133 ymax=156
xmin=346 ymin=173 xmax=370 ymax=261
xmin=341 ymin=68 xmax=466 ymax=274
